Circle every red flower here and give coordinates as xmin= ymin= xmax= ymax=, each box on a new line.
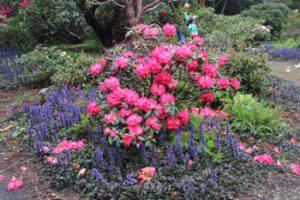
xmin=253 ymin=154 xmax=273 ymax=165
xmin=123 ymin=134 xmax=135 ymax=148
xmin=128 ymin=126 xmax=144 ymax=136
xmin=119 ymin=108 xmax=132 ymax=118
xmin=152 ymin=46 xmax=172 ymax=64
xmin=160 ymin=93 xmax=175 ymax=105
xmin=201 ymin=92 xmax=215 ymax=104
xmin=197 ymin=51 xmax=209 ymax=63
xmin=146 ymin=117 xmax=162 ymax=131
xmin=290 ymin=163 xmax=300 ymax=175
xmin=154 ymin=72 xmax=173 ymax=85
xmin=90 ymin=63 xmax=102 ymax=76
xmin=115 ymin=56 xmax=129 ymax=69
xmin=218 ymin=55 xmax=229 ymax=67
xmin=178 ymin=109 xmax=190 ymax=125
xmin=126 ymin=114 xmax=143 ymax=127
xmin=187 ymin=60 xmax=199 ymax=72
xmin=197 ymin=75 xmax=214 ymax=89
xmin=166 ymin=116 xmax=181 ymax=130
xmin=104 ymin=77 xmax=120 ymax=91
xmin=163 ymin=23 xmax=176 ymax=38
xmin=87 ymin=101 xmax=101 ymax=116
xmin=145 ymin=58 xmax=161 ymax=74
xmin=176 ymin=45 xmax=193 ymax=59
xmin=136 ymin=63 xmax=150 ymax=78
xmin=19 ymin=0 xmax=30 ymax=8
xmin=203 ymin=64 xmax=217 ymax=78
xmin=150 ymin=84 xmax=166 ymax=96
xmin=217 ymin=77 xmax=230 ymax=89
xmin=193 ymin=35 xmax=204 ymax=46
xmin=231 ymin=78 xmax=241 ymax=90
xmin=107 ymin=91 xmax=122 ymax=107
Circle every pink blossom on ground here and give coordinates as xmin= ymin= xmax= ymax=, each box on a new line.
xmin=245 ymin=148 xmax=253 ymax=154
xmin=253 ymin=154 xmax=273 ymax=165
xmin=239 ymin=142 xmax=247 ymax=150
xmin=272 ymin=146 xmax=280 ymax=154
xmin=46 ymin=156 xmax=58 ymax=166
xmin=53 ymin=140 xmax=84 ymax=154
xmin=276 ymin=160 xmax=283 ymax=167
xmin=7 ymin=177 xmax=24 ymax=191
xmin=40 ymin=145 xmax=50 ymax=153
xmin=290 ymin=163 xmax=300 ymax=175
xmin=19 ymin=165 xmax=27 ymax=172
xmin=188 ymin=159 xmax=193 ymax=166
xmin=163 ymin=23 xmax=176 ymax=37
xmin=289 ymin=138 xmax=296 ymax=144
xmin=137 ymin=167 xmax=156 ymax=184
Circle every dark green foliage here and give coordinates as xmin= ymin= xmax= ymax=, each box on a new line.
xmin=220 ymin=48 xmax=270 ymax=95
xmin=241 ymin=3 xmax=292 ymax=36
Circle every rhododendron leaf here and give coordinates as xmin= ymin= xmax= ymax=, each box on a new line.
xmin=145 ymin=140 xmax=152 ymax=147
xmin=108 ymin=137 xmax=113 ymax=145
xmin=144 ymin=111 xmax=152 ymax=119
xmin=138 ymin=136 xmax=145 ymax=141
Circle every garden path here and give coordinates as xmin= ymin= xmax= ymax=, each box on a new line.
xmin=268 ymin=60 xmax=300 ymax=86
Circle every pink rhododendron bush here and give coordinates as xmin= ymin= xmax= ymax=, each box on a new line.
xmin=87 ymin=24 xmax=239 ymax=148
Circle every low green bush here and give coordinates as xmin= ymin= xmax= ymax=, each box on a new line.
xmin=225 ymin=93 xmax=286 ymax=138
xmin=273 ymin=38 xmax=300 ymax=49
xmin=241 ymin=3 xmax=291 ymax=36
xmin=217 ymin=48 xmax=270 ymax=95
xmin=17 ymin=46 xmax=98 ymax=86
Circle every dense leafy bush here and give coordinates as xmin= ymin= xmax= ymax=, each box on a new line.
xmin=282 ymin=11 xmax=300 ymax=40
xmin=17 ymin=46 xmax=98 ymax=86
xmin=273 ymin=38 xmax=300 ymax=49
xmin=177 ymin=6 xmax=270 ymax=47
xmin=225 ymin=93 xmax=286 ymax=138
xmin=220 ymin=48 xmax=270 ymax=94
xmin=241 ymin=3 xmax=291 ymax=36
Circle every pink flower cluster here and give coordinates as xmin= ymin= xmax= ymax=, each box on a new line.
xmin=87 ymin=23 xmax=241 ymax=148
xmin=53 ymin=140 xmax=84 ymax=154
xmin=19 ymin=0 xmax=30 ymax=8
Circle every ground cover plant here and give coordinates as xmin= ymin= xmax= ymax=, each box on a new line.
xmin=5 ymin=24 xmax=298 ymax=199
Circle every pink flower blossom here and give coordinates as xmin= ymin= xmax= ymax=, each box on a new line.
xmin=245 ymin=148 xmax=253 ymax=154
xmin=197 ymin=51 xmax=208 ymax=63
xmin=231 ymin=78 xmax=241 ymax=90
xmin=150 ymin=84 xmax=166 ymax=96
xmin=272 ymin=146 xmax=280 ymax=154
xmin=136 ymin=63 xmax=150 ymax=78
xmin=146 ymin=117 xmax=162 ymax=131
xmin=53 ymin=140 xmax=84 ymax=154
xmin=163 ymin=23 xmax=176 ymax=37
xmin=126 ymin=114 xmax=143 ymax=127
xmin=46 ymin=156 xmax=58 ymax=166
xmin=203 ymin=64 xmax=217 ymax=78
xmin=201 ymin=92 xmax=215 ymax=104
xmin=133 ymin=23 xmax=147 ymax=30
xmin=123 ymin=134 xmax=135 ymax=148
xmin=217 ymin=77 xmax=230 ymax=89
xmin=104 ymin=77 xmax=120 ymax=91
xmin=104 ymin=112 xmax=117 ymax=124
xmin=289 ymin=138 xmax=296 ymax=144
xmin=290 ymin=163 xmax=300 ymax=175
xmin=87 ymin=101 xmax=101 ymax=116
xmin=152 ymin=46 xmax=173 ymax=64
xmin=193 ymin=35 xmax=205 ymax=46
xmin=143 ymin=27 xmax=160 ymax=37
xmin=154 ymin=72 xmax=173 ymax=85
xmin=123 ymin=88 xmax=140 ymax=106
xmin=137 ymin=167 xmax=156 ymax=184
xmin=218 ymin=55 xmax=229 ymax=67
xmin=187 ymin=60 xmax=199 ymax=72
xmin=188 ymin=159 xmax=193 ymax=166
xmin=0 ymin=174 xmax=4 ymax=181
xmin=128 ymin=126 xmax=144 ymax=136
xmin=90 ymin=63 xmax=102 ymax=76
xmin=276 ymin=160 xmax=283 ymax=167
xmin=167 ymin=79 xmax=178 ymax=90
xmin=115 ymin=57 xmax=129 ymax=69
xmin=239 ymin=142 xmax=247 ymax=150
xmin=109 ymin=129 xmax=117 ymax=137
xmin=19 ymin=0 xmax=30 ymax=8
xmin=145 ymin=58 xmax=161 ymax=74
xmin=19 ymin=165 xmax=27 ymax=172
xmin=166 ymin=116 xmax=181 ymax=130
xmin=199 ymin=107 xmax=215 ymax=117
xmin=7 ymin=177 xmax=24 ymax=191
xmin=178 ymin=109 xmax=190 ymax=125
xmin=176 ymin=45 xmax=193 ymax=59
xmin=40 ymin=145 xmax=50 ymax=153
xmin=119 ymin=108 xmax=132 ymax=118
xmin=197 ymin=75 xmax=214 ymax=89
xmin=160 ymin=93 xmax=175 ymax=105
xmin=253 ymin=154 xmax=273 ymax=165
xmin=107 ymin=91 xmax=122 ymax=107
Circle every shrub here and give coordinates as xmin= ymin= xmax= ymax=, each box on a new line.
xmin=225 ymin=93 xmax=286 ymax=138
xmin=281 ymin=11 xmax=300 ymax=40
xmin=273 ymin=38 xmax=300 ymax=49
xmin=220 ymin=48 xmax=270 ymax=95
xmin=241 ymin=3 xmax=291 ymax=36
xmin=17 ymin=46 xmax=98 ymax=86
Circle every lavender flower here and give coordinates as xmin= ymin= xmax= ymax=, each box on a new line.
xmin=174 ymin=129 xmax=184 ymax=161
xmin=124 ymin=174 xmax=135 ymax=186
xmin=95 ymin=148 xmax=104 ymax=169
xmin=92 ymin=168 xmax=107 ymax=185
xmin=211 ymin=169 xmax=218 ymax=183
xmin=166 ymin=146 xmax=176 ymax=167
